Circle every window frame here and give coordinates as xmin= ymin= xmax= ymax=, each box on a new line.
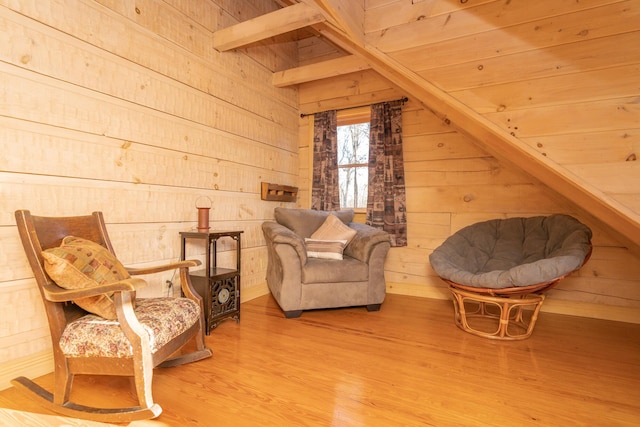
xmin=336 ymin=106 xmax=371 ymax=212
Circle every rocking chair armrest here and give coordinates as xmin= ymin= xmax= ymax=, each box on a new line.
xmin=126 ymin=259 xmax=202 ymax=276
xmin=42 ymin=278 xmax=148 ymax=302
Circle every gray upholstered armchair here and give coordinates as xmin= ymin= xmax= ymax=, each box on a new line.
xmin=262 ymin=208 xmax=391 ymax=318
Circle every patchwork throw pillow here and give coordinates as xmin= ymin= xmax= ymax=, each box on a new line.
xmin=305 ymin=238 xmax=349 ymax=260
xmin=42 ymin=236 xmax=131 ymax=319
xmin=310 ymin=213 xmax=357 ymax=244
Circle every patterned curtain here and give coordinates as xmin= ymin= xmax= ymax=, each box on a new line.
xmin=311 ymin=110 xmax=341 ymax=210
xmin=366 ymin=100 xmax=407 ymax=247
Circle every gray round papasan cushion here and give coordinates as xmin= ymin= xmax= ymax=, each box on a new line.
xmin=429 ymin=214 xmax=592 ymax=289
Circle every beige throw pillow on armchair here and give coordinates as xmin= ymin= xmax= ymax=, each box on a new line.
xmin=305 ymin=214 xmax=357 ymax=260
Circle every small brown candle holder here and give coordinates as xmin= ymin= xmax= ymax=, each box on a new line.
xmin=195 ymin=196 xmax=212 ymax=232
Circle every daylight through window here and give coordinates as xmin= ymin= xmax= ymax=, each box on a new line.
xmin=337 ymin=107 xmax=370 ymax=209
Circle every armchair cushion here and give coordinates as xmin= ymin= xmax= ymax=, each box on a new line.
xmin=274 ymin=207 xmax=354 ymax=237
xmin=303 ymin=256 xmax=369 ymax=283
xmin=60 ymin=297 xmax=201 ymax=358
xmin=42 ymin=236 xmax=131 ymax=319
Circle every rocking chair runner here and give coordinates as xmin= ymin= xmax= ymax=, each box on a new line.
xmin=13 ymin=210 xmax=213 ymax=422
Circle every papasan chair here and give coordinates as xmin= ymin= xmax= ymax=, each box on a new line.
xmin=429 ymin=214 xmax=592 ymax=340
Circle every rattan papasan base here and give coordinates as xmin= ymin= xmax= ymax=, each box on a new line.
xmin=429 ymin=214 xmax=592 ymax=340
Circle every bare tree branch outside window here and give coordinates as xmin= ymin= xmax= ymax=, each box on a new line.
xmin=337 ymin=123 xmax=370 ymax=208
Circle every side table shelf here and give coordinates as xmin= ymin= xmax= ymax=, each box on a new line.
xmin=179 ymin=231 xmax=242 ymax=335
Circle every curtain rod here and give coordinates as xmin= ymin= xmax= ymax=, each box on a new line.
xmin=299 ymin=96 xmax=408 ymax=118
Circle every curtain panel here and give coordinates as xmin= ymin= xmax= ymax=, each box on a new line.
xmin=366 ymin=100 xmax=407 ymax=247
xmin=310 ymin=101 xmax=407 ymax=247
xmin=311 ymin=110 xmax=341 ymax=211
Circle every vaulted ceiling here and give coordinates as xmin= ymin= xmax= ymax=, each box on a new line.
xmin=213 ymin=0 xmax=640 ymax=254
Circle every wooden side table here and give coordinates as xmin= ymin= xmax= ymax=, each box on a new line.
xmin=179 ymin=230 xmax=242 ymax=334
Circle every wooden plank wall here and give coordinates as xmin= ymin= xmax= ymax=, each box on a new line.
xmin=298 ymin=0 xmax=640 ymax=323
xmin=0 ymin=0 xmax=299 ymax=388
xmin=367 ymin=0 xmax=640 ymax=225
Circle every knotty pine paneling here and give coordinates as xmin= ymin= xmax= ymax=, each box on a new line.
xmin=552 ymin=277 xmax=640 ymax=307
xmin=401 ymin=108 xmax=459 ymax=136
xmin=0 ymin=66 xmax=296 ymax=159
xmin=0 ymin=280 xmax=50 ymax=362
xmin=419 ymin=32 xmax=640 ymax=92
xmin=297 ymin=115 xmax=313 ymax=207
xmin=386 ymin=1 xmax=636 ymax=71
xmin=404 ymin=157 xmax=533 ymax=186
xmin=1 ymin=1 xmax=297 ymax=123
xmin=452 ymin=64 xmax=640 ymax=114
xmin=403 ymin=212 xmax=451 ymax=246
xmin=566 ymin=163 xmax=640 ymax=194
xmin=0 ymin=0 xmax=298 ymax=377
xmin=523 ymin=130 xmax=640 ymax=165
xmin=1 ymin=173 xmax=281 ymax=228
xmin=405 ymin=184 xmax=565 ymax=214
xmin=1 ymin=120 xmax=296 ymax=193
xmin=298 ymin=69 xmax=403 ymax=115
xmin=0 ymin=66 xmax=296 ymax=154
xmin=366 ymin=0 xmax=624 ymax=53
xmin=485 ymin=97 xmax=640 ymax=138
xmin=365 ymin=0 xmax=497 ymax=34
xmin=403 ymin=134 xmax=491 ymax=161
xmin=298 ymin=34 xmax=346 ymax=66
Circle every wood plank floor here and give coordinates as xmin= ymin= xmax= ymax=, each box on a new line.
xmin=1 ymin=294 xmax=639 ymax=426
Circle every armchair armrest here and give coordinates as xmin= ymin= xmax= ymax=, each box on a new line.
xmin=344 ymin=223 xmax=391 ymax=263
xmin=43 ymin=277 xmax=149 ymax=302
xmin=262 ymin=221 xmax=307 ymax=264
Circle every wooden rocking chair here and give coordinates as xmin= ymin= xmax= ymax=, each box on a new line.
xmin=13 ymin=210 xmax=213 ymax=422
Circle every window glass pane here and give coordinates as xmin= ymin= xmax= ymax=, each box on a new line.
xmin=339 ymin=167 xmax=368 ymax=208
xmin=337 ymin=123 xmax=369 ymax=166
xmin=337 ymin=120 xmax=370 ymax=209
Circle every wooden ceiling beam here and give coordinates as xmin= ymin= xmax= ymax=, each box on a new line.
xmin=273 ymin=55 xmax=370 ymax=87
xmin=300 ymin=0 xmax=364 ymax=45
xmin=213 ymin=2 xmax=325 ymax=52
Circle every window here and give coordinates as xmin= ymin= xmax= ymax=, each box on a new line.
xmin=311 ymin=100 xmax=406 ymax=245
xmin=337 ymin=107 xmax=370 ymax=209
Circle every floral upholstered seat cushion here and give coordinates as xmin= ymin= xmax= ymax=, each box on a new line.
xmin=60 ymin=297 xmax=200 ymax=358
